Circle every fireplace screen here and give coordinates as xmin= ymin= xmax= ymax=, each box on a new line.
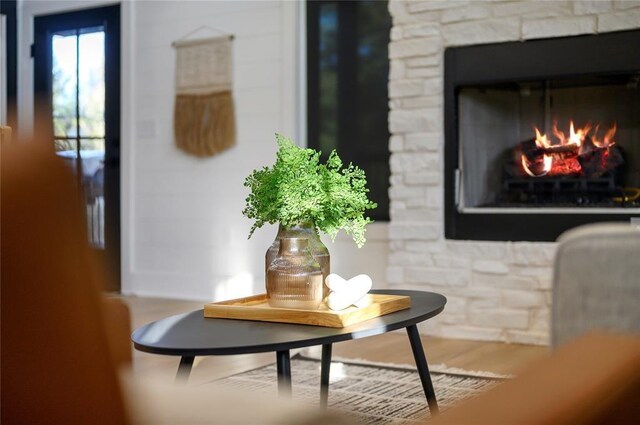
xmin=459 ymin=76 xmax=640 ymax=209
xmin=445 ymin=30 xmax=640 ymax=241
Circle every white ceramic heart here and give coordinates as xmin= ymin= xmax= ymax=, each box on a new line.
xmin=326 ymin=274 xmax=372 ymax=311
xmin=325 ymin=274 xmax=348 ymax=293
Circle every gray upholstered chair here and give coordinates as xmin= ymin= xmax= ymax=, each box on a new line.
xmin=552 ymin=222 xmax=640 ymax=347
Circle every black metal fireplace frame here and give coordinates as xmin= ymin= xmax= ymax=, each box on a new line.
xmin=444 ymin=30 xmax=640 ymax=241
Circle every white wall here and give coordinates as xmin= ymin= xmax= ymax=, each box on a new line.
xmin=127 ymin=0 xmax=388 ymax=301
xmin=126 ymin=0 xmax=298 ymax=301
xmin=18 ymin=0 xmax=389 ymax=301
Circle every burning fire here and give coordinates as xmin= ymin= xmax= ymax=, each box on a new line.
xmin=521 ymin=120 xmax=617 ymax=177
xmin=591 ymin=123 xmax=617 ymax=148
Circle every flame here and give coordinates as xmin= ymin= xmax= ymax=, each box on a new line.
xmin=546 ymin=120 xmax=592 ymax=148
xmin=592 ymin=122 xmax=617 ymax=148
xmin=524 ymin=120 xmax=617 ymax=178
xmin=534 ymin=128 xmax=551 ymax=149
xmin=571 ymin=121 xmax=591 ymax=146
xmin=552 ymin=121 xmax=566 ymax=145
xmin=521 ymin=153 xmax=552 ymax=177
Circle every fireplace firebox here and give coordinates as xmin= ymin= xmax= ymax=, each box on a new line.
xmin=445 ymin=30 xmax=640 ymax=241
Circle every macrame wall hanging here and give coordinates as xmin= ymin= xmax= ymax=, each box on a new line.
xmin=173 ymin=29 xmax=236 ymax=157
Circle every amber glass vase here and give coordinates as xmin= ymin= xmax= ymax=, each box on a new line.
xmin=266 ymin=238 xmax=324 ymax=309
xmin=265 ymin=220 xmax=330 ymax=299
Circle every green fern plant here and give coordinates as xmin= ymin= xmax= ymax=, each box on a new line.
xmin=243 ymin=134 xmax=377 ymax=247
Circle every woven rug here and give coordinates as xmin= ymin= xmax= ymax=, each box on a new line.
xmin=216 ymin=355 xmax=506 ymax=424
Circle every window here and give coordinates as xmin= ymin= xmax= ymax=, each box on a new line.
xmin=52 ymin=27 xmax=105 ymax=156
xmin=51 ymin=27 xmax=106 ymax=248
xmin=307 ymin=0 xmax=391 ymax=221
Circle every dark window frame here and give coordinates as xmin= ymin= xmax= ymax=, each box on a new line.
xmin=307 ymin=0 xmax=391 ymax=221
xmin=1 ymin=0 xmax=18 ymax=131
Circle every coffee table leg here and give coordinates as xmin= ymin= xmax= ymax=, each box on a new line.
xmin=276 ymin=350 xmax=292 ymax=396
xmin=406 ymin=325 xmax=439 ymax=415
xmin=175 ymin=355 xmax=194 ymax=384
xmin=320 ymin=343 xmax=332 ymax=408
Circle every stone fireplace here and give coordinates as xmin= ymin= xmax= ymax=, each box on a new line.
xmin=387 ymin=0 xmax=640 ymax=344
xmin=446 ymin=30 xmax=640 ymax=241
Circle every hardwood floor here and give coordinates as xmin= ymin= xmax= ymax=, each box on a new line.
xmin=124 ymin=296 xmax=549 ymax=384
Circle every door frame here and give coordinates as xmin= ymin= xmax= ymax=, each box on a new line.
xmin=1 ymin=0 xmax=17 ymax=130
xmin=33 ymin=4 xmax=121 ymax=291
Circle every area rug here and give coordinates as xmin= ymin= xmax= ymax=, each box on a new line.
xmin=215 ymin=354 xmax=506 ymax=424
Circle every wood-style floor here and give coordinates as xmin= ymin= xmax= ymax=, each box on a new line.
xmin=124 ymin=296 xmax=549 ymax=385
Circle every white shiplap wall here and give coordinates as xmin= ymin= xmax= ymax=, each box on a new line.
xmin=127 ymin=0 xmax=388 ymax=301
xmin=18 ymin=0 xmax=389 ymax=301
xmin=127 ymin=1 xmax=296 ymax=301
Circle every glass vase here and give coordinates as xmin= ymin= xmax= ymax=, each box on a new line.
xmin=266 ymin=237 xmax=324 ymax=309
xmin=265 ymin=220 xmax=330 ymax=299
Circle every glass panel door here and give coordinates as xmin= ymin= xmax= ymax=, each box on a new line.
xmin=34 ymin=4 xmax=120 ymax=291
xmin=52 ymin=27 xmax=106 ymax=248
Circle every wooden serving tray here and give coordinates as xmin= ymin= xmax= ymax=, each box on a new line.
xmin=204 ymin=293 xmax=411 ymax=328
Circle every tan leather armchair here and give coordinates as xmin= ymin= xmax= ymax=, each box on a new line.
xmin=2 ymin=143 xmax=130 ymax=424
xmin=1 ymin=142 xmax=340 ymax=425
xmin=429 ymin=332 xmax=640 ymax=425
xmin=102 ymin=297 xmax=133 ymax=368
xmin=1 ymin=125 xmax=12 ymax=144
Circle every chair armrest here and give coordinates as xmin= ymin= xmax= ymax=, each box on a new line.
xmin=102 ymin=297 xmax=133 ymax=368
xmin=1 ymin=126 xmax=12 ymax=145
xmin=430 ymin=332 xmax=640 ymax=425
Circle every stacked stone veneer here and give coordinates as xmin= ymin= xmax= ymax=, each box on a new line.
xmin=387 ymin=0 xmax=640 ymax=345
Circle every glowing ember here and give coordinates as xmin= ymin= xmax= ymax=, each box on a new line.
xmin=521 ymin=120 xmax=617 ymax=178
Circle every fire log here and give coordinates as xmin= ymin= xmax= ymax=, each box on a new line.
xmin=519 ymin=138 xmax=579 ymax=159
xmin=542 ymin=144 xmax=580 ymax=155
xmin=578 ymin=145 xmax=624 ymax=178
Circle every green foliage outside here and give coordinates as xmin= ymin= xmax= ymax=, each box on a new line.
xmin=52 ymin=33 xmax=105 ymax=152
xmin=243 ymin=134 xmax=377 ymax=247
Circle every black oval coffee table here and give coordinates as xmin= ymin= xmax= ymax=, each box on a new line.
xmin=132 ymin=289 xmax=446 ymax=414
